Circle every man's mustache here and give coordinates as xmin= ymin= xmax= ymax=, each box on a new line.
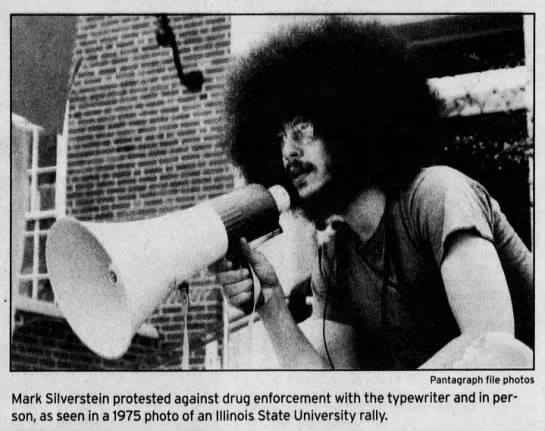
xmin=286 ymin=160 xmax=314 ymax=178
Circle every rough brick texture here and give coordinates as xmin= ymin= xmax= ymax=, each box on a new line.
xmin=12 ymin=311 xmax=163 ymax=370
xmin=12 ymin=15 xmax=232 ymax=371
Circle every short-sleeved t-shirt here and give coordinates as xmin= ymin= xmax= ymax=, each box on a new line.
xmin=311 ymin=166 xmax=533 ymax=369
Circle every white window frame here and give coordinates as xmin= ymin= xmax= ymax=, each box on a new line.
xmin=12 ymin=113 xmax=67 ymax=317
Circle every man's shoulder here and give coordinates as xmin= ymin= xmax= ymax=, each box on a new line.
xmin=401 ymin=165 xmax=487 ymax=213
xmin=407 ymin=165 xmax=474 ymax=198
xmin=395 ymin=165 xmax=493 ymax=245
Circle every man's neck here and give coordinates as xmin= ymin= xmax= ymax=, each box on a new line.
xmin=341 ymin=186 xmax=386 ymax=244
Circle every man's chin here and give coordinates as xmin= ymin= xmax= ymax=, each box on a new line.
xmin=297 ymin=180 xmax=352 ymax=229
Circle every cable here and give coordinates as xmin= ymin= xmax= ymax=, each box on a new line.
xmin=320 ymin=199 xmax=393 ymax=370
xmin=322 ymin=282 xmax=335 ymax=369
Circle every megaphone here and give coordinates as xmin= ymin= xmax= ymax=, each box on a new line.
xmin=46 ymin=184 xmax=290 ymax=359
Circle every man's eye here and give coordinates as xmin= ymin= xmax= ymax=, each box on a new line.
xmin=279 ymin=119 xmax=315 ymax=146
xmin=297 ymin=122 xmax=313 ymax=133
xmin=292 ymin=129 xmax=303 ymax=141
xmin=293 ymin=122 xmax=314 ymax=141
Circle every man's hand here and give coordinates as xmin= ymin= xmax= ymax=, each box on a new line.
xmin=214 ymin=238 xmax=339 ymax=369
xmin=214 ymin=238 xmax=281 ymax=312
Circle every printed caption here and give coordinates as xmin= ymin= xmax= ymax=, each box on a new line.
xmin=10 ymin=373 xmax=535 ymax=426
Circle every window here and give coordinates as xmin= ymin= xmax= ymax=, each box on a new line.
xmin=12 ymin=114 xmax=67 ymax=316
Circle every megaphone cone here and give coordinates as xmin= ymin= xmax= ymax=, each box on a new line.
xmin=46 ymin=204 xmax=231 ymax=358
xmin=46 ymin=184 xmax=290 ymax=359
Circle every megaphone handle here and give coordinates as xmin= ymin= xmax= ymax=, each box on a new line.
xmin=226 ymin=247 xmax=264 ymax=315
xmin=234 ymin=261 xmax=263 ymax=315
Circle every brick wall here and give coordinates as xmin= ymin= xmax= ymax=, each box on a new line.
xmin=12 ymin=15 xmax=232 ymax=370
xmin=11 ymin=311 xmax=162 ymax=370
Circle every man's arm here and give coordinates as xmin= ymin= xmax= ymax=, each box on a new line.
xmin=217 ymin=238 xmax=358 ymax=369
xmin=420 ymin=232 xmax=532 ymax=368
xmin=259 ymin=289 xmax=359 ymax=369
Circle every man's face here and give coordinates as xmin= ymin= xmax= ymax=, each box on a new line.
xmin=280 ymin=120 xmax=333 ymax=200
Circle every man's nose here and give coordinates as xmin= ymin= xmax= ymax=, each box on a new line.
xmin=282 ymin=137 xmax=303 ymax=160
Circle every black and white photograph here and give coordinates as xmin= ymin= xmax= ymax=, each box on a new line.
xmin=4 ymin=8 xmax=543 ymax=431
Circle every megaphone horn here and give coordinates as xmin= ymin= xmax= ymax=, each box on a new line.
xmin=46 ymin=184 xmax=290 ymax=359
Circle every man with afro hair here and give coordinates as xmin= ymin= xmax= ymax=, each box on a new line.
xmin=216 ymin=17 xmax=533 ymax=369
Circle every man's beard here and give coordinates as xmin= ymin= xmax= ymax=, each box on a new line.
xmin=297 ymin=171 xmax=363 ymax=230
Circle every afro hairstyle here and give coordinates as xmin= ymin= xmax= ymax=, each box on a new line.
xmin=223 ymin=16 xmax=442 ymax=194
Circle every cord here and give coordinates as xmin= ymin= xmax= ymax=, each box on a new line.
xmin=322 ymin=282 xmax=335 ymax=369
xmin=321 ymin=199 xmax=392 ymax=370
